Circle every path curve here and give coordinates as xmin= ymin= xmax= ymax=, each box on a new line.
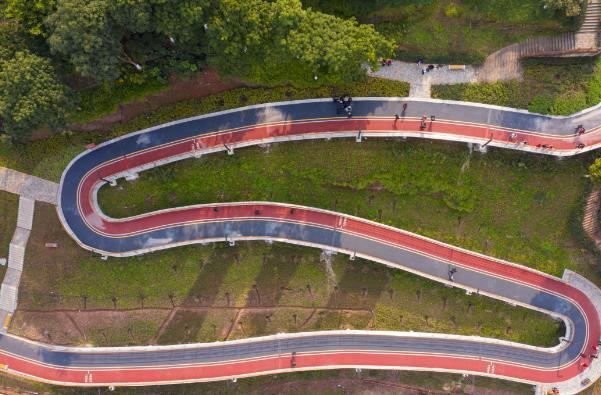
xmin=2 ymin=98 xmax=601 ymax=392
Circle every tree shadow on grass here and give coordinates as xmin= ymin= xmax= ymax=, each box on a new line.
xmin=157 ymin=243 xmax=236 ymax=344
xmin=323 ymin=255 xmax=390 ymax=328
xmin=241 ymin=244 xmax=304 ymax=336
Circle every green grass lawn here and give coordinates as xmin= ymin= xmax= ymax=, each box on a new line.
xmin=15 ymin=200 xmax=560 ymax=348
xmin=433 ymin=57 xmax=601 ymax=115
xmin=98 ymin=138 xmax=597 ymax=279
xmin=304 ymin=0 xmax=573 ymax=64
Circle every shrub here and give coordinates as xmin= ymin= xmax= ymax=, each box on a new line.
xmin=528 ymin=94 xmax=554 ymax=114
xmin=589 ymin=157 xmax=601 ymax=185
xmin=444 ymin=3 xmax=460 ymax=18
xmin=586 ymin=60 xmax=601 ymax=106
xmin=461 ymin=82 xmax=521 ymax=107
xmin=549 ymin=90 xmax=587 ymax=115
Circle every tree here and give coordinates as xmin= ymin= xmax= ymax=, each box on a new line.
xmin=2 ymin=0 xmax=57 ymax=36
xmin=46 ymin=0 xmax=121 ymax=81
xmin=0 ymin=23 xmax=30 ymax=61
xmin=207 ymin=0 xmax=275 ymax=77
xmin=152 ymin=0 xmax=210 ymax=45
xmin=544 ymin=0 xmax=584 ymax=17
xmin=206 ymin=0 xmax=393 ymax=86
xmin=284 ymin=9 xmax=393 ymax=84
xmin=0 ymin=51 xmax=70 ymax=141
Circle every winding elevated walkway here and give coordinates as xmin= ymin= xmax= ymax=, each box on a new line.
xmin=16 ymin=97 xmax=595 ymax=392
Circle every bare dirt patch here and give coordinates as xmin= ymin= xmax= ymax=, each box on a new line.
xmin=9 ymin=311 xmax=81 ymax=345
xmin=70 ymin=309 xmax=167 ymax=346
xmin=10 ymin=309 xmax=168 ymax=347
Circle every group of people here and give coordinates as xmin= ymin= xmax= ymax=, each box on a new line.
xmin=379 ymin=58 xmax=393 ymax=67
xmin=330 ymin=97 xmax=588 ymax=150
xmin=333 ymin=95 xmax=353 ymax=118
xmin=418 ymin=58 xmax=437 ymax=75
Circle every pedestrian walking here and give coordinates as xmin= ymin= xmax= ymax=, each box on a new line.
xmin=421 ymin=68 xmax=425 ymax=75
xmin=417 ymin=58 xmax=423 ymax=66
xmin=449 ymin=268 xmax=457 ymax=282
xmin=345 ymin=104 xmax=352 ymax=118
xmin=577 ymin=124 xmax=585 ymax=135
xmin=386 ymin=59 xmax=392 ymax=66
xmin=402 ymin=102 xmax=408 ymax=113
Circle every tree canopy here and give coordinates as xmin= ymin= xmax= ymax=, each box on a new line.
xmin=207 ymin=0 xmax=393 ymax=86
xmin=2 ymin=0 xmax=56 ymax=36
xmin=46 ymin=0 xmax=121 ymax=81
xmin=0 ymin=0 xmax=394 ymax=140
xmin=0 ymin=51 xmax=69 ymax=141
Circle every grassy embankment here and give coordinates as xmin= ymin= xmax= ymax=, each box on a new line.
xmin=433 ymin=57 xmax=601 ymax=115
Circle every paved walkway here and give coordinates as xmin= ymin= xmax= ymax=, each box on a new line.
xmin=0 ymin=168 xmax=56 ymax=332
xmin=0 ymin=167 xmax=58 ymax=205
xmin=0 ymin=196 xmax=34 ymax=333
xmin=371 ymin=62 xmax=477 ymax=98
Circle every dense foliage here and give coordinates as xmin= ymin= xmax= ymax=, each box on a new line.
xmin=208 ymin=0 xmax=392 ymax=86
xmin=0 ymin=50 xmax=69 ymax=141
xmin=0 ymin=0 xmax=395 ymax=139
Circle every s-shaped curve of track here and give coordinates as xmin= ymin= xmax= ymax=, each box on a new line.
xmin=3 ymin=98 xmax=601 ymax=392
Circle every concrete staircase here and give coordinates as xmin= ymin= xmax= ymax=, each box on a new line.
xmin=7 ymin=241 xmax=25 ymax=273
xmin=477 ymin=44 xmax=522 ymax=82
xmin=0 ymin=197 xmax=34 ymax=321
xmin=581 ymin=0 xmax=601 ymax=34
xmin=477 ymin=0 xmax=600 ymax=82
xmin=0 ymin=285 xmax=17 ymax=312
xmin=16 ymin=197 xmax=34 ymax=231
xmin=519 ymin=33 xmax=577 ymax=57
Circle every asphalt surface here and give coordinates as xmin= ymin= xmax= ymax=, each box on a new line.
xmin=2 ymin=98 xmax=598 ymax=387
